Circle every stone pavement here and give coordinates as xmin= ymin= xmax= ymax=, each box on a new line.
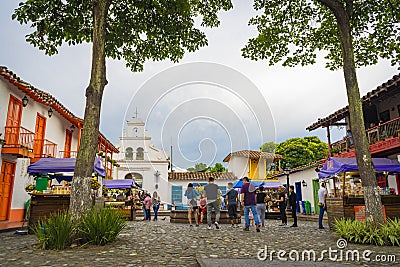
xmin=0 ymin=218 xmax=398 ymax=267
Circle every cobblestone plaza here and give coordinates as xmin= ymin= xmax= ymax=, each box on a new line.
xmin=1 ymin=219 xmax=399 ymax=267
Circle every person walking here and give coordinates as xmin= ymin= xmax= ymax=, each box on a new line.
xmin=184 ymin=183 xmax=199 ymax=227
xmin=152 ymin=191 xmax=161 ymax=221
xmin=240 ymin=177 xmax=261 ymax=232
xmin=225 ymin=182 xmax=238 ymax=227
xmin=141 ymin=190 xmax=149 ymax=220
xmin=276 ymin=186 xmax=287 ymax=227
xmin=204 ymin=177 xmax=221 ymax=230
xmin=256 ymin=186 xmax=267 ymax=227
xmin=289 ymin=185 xmax=298 ymax=227
xmin=143 ymin=193 xmax=152 ymax=221
xmin=318 ymin=182 xmax=328 ymax=229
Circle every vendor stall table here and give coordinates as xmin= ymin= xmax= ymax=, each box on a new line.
xmin=326 ymin=195 xmax=400 ymax=229
xmin=28 ymin=193 xmax=70 ymax=233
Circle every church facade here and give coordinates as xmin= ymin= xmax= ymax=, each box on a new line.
xmin=114 ymin=117 xmax=170 ymax=203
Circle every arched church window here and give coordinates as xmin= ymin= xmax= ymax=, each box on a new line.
xmin=125 ymin=147 xmax=133 ymax=160
xmin=133 ymin=127 xmax=139 ymax=137
xmin=136 ymin=147 xmax=144 ymax=160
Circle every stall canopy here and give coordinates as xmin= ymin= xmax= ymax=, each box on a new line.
xmin=232 ymin=178 xmax=282 ymax=188
xmin=318 ymin=157 xmax=400 ymax=178
xmin=27 ymin=158 xmax=106 ymax=177
xmin=102 ymin=179 xmax=136 ymax=189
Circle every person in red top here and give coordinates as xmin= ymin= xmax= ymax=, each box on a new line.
xmin=143 ymin=194 xmax=152 ymax=221
xmin=198 ymin=195 xmax=207 ymax=224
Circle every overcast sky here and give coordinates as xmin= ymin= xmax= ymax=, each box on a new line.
xmin=1 ymin=0 xmax=398 ymax=169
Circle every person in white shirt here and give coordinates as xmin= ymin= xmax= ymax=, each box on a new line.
xmin=318 ymin=183 xmax=327 ymax=229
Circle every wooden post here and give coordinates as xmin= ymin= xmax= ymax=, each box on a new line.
xmin=326 ymin=125 xmax=332 ymax=157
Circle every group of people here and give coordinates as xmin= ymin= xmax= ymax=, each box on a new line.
xmin=184 ymin=177 xmax=222 ymax=229
xmin=140 ymin=190 xmax=161 ymax=221
xmin=183 ymin=176 xmax=328 ymax=231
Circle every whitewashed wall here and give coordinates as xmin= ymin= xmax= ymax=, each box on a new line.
xmin=277 ymin=168 xmax=322 ymax=213
xmin=227 ymin=157 xmax=248 ymax=178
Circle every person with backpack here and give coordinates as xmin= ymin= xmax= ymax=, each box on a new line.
xmin=184 ymin=183 xmax=199 ymax=227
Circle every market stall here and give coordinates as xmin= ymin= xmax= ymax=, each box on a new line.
xmin=102 ymin=179 xmax=141 ymax=220
xmin=26 ymin=158 xmax=105 ymax=232
xmin=233 ymin=178 xmax=283 ymax=219
xmin=318 ymin=157 xmax=400 ymax=228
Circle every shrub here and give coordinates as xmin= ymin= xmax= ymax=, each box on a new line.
xmin=78 ymin=208 xmax=127 ymax=246
xmin=334 ymin=218 xmax=400 ymax=246
xmin=32 ymin=211 xmax=75 ymax=250
xmin=380 ymin=218 xmax=400 ymax=246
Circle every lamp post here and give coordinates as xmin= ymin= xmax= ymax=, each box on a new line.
xmin=284 ymin=166 xmax=291 ymax=211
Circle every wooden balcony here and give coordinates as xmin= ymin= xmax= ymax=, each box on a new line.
xmin=331 ymin=117 xmax=400 ymax=157
xmin=31 ymin=139 xmax=57 ymax=162
xmin=2 ymin=126 xmax=34 ymax=158
xmin=59 ymin=150 xmax=78 ymax=158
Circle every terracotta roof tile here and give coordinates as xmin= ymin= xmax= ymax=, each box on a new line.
xmin=0 ymin=66 xmax=118 ymax=152
xmin=168 ymin=172 xmax=237 ymax=180
xmin=223 ymin=150 xmax=283 ymax=162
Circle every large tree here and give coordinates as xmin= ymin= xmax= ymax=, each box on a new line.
xmin=243 ymin=0 xmax=400 ymax=226
xmin=260 ymin=141 xmax=276 ymax=153
xmin=13 ymin=0 xmax=232 ymax=220
xmin=275 ymin=136 xmax=328 ymax=168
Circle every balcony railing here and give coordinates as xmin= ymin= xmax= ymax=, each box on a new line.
xmin=4 ymin=126 xmax=35 ymax=150
xmin=331 ymin=117 xmax=400 ymax=154
xmin=34 ymin=139 xmax=57 ymax=158
xmin=59 ymin=150 xmax=78 ymax=158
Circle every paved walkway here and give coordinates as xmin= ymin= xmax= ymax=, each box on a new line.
xmin=0 ymin=218 xmax=398 ymax=266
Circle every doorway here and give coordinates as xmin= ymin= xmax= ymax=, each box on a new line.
xmin=312 ymin=179 xmax=321 ymax=215
xmin=5 ymin=95 xmax=22 ymax=146
xmin=0 ymin=161 xmax=16 ymax=220
xmin=33 ymin=113 xmax=46 ymax=158
xmin=64 ymin=129 xmax=72 ymax=158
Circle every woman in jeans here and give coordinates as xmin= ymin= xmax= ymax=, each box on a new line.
xmin=152 ymin=191 xmax=161 ymax=221
xmin=256 ymin=186 xmax=267 ymax=227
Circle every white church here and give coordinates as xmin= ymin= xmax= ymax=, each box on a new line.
xmin=113 ymin=117 xmax=170 ymax=203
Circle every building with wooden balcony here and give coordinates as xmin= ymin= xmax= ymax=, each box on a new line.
xmin=0 ymin=66 xmax=118 ymax=224
xmin=306 ymin=73 xmax=400 ymax=195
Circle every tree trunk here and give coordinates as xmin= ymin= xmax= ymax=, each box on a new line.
xmin=70 ymin=0 xmax=111 ymax=221
xmin=320 ymin=0 xmax=385 ymax=226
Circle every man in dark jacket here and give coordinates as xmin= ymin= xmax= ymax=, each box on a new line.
xmin=289 ymin=185 xmax=297 ymax=227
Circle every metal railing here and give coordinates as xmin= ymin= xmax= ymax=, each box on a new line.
xmin=3 ymin=126 xmax=34 ymax=149
xmin=331 ymin=117 xmax=400 ymax=154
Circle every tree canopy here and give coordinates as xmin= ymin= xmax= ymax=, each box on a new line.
xmin=187 ymin=163 xmax=208 ymax=172
xmin=242 ymin=0 xmax=400 ymax=71
xmin=260 ymin=141 xmax=276 ymax=153
xmin=13 ymin=0 xmax=233 ymax=72
xmin=187 ymin=162 xmax=226 ymax=172
xmin=275 ymin=136 xmax=328 ymax=168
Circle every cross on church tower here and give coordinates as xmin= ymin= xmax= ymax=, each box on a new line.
xmin=133 ymin=107 xmax=139 ymax=118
